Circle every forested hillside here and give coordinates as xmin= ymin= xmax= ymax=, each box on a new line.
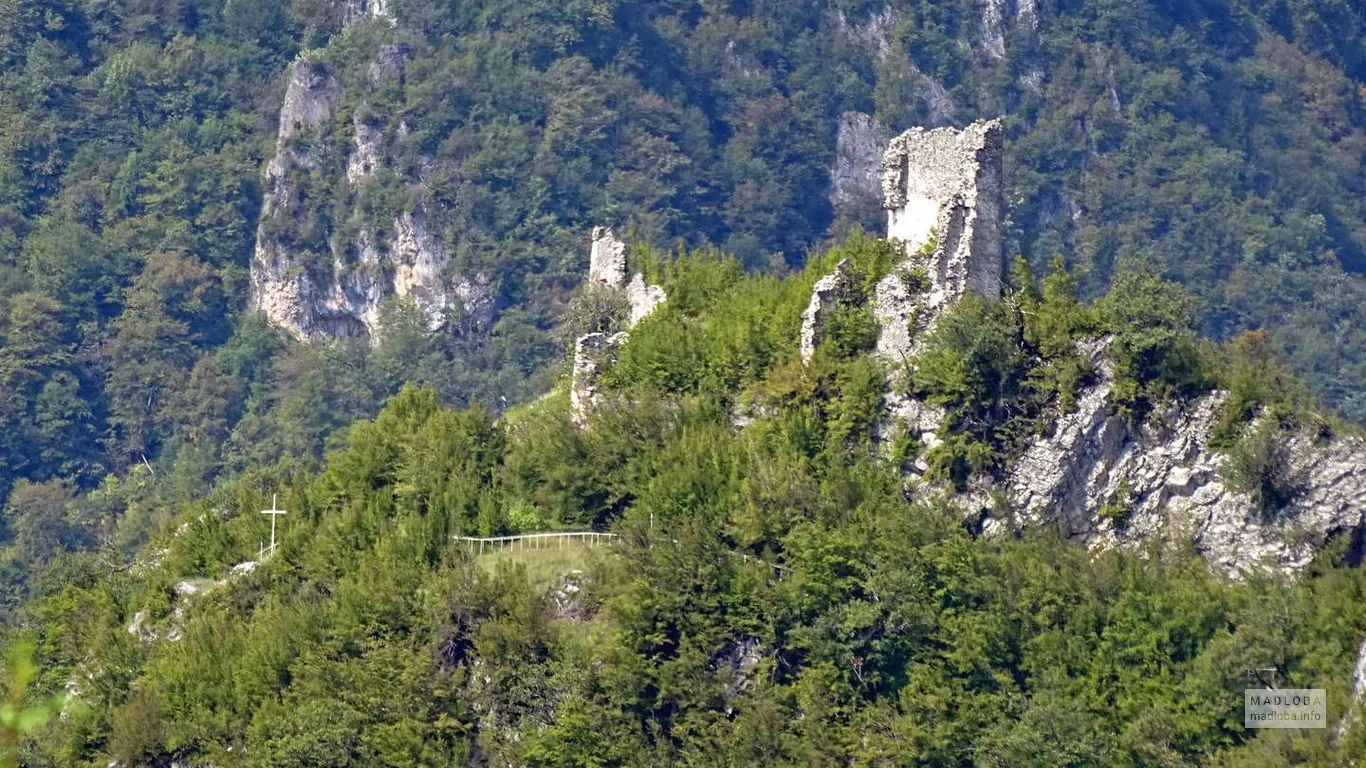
xmin=0 ymin=0 xmax=1364 ymax=761
xmin=14 ymin=239 xmax=1366 ymax=767
xmin=0 ymin=0 xmax=1362 ymax=564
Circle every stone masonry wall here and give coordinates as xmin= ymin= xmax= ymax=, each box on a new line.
xmin=876 ymin=118 xmax=1004 ymax=363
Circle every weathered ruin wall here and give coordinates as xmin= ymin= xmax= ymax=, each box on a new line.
xmin=804 ymin=119 xmax=1004 ymax=366
xmin=881 ymin=119 xmax=1004 ymax=300
xmin=570 ymin=228 xmax=667 ymax=426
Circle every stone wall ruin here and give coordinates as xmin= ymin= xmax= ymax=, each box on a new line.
xmin=876 ymin=118 xmax=1004 ymax=363
xmin=570 ymin=228 xmax=667 ymax=426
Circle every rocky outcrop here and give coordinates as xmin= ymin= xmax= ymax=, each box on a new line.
xmin=980 ymin=0 xmax=1007 ymax=59
xmin=343 ymin=0 xmax=392 ymax=24
xmin=714 ymin=637 xmax=763 ymax=714
xmin=279 ymin=58 xmax=342 ymax=140
xmin=251 ymin=48 xmax=494 ymax=342
xmin=847 ymin=119 xmax=1366 ymax=575
xmin=830 ymin=112 xmax=892 ymax=222
xmin=1000 ymin=338 xmax=1366 ymax=574
xmin=346 ymin=113 xmax=383 ymax=185
xmin=584 ymin=227 xmax=665 ymax=327
xmin=548 ymin=570 xmax=589 ymax=620
xmin=127 ymin=561 xmax=261 ymax=645
xmin=367 ymin=42 xmax=411 ymax=85
xmin=979 ymin=0 xmax=1044 ymax=58
xmin=570 ymin=229 xmax=667 ymax=426
xmin=875 ymin=118 xmax=1004 ymax=363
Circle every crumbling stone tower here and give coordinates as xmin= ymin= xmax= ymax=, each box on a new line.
xmin=875 ymin=118 xmax=1004 ymax=362
xmin=570 ymin=228 xmax=666 ymax=426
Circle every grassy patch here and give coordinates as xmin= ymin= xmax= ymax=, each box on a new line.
xmin=472 ymin=540 xmax=614 ymax=591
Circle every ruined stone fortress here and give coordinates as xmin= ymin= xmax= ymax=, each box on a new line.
xmin=876 ymin=118 xmax=1004 ymax=361
xmin=572 ymin=118 xmax=1366 ymax=576
xmin=569 ymin=228 xmax=667 ymax=426
xmin=801 ymin=119 xmax=1005 ymax=365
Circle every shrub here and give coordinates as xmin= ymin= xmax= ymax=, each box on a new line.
xmin=555 ymin=285 xmax=629 ymax=347
xmin=909 ymin=296 xmax=1034 ymax=472
xmin=1222 ymin=421 xmax=1300 ymax=520
xmin=1097 ymin=266 xmax=1211 ymax=419
xmin=1098 ymin=477 xmax=1133 ymax=530
xmin=1210 ymin=330 xmax=1312 ymax=447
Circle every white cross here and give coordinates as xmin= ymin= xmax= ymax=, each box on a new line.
xmin=261 ymin=494 xmax=286 ymax=558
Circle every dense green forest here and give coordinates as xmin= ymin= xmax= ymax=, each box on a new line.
xmin=8 ymin=238 xmax=1365 ymax=766
xmin=0 ymin=0 xmax=1363 ymax=515
xmin=0 ymin=0 xmax=1364 ymax=762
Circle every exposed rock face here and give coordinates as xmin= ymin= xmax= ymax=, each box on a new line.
xmin=548 ymin=570 xmax=589 ymax=620
xmin=875 ymin=118 xmax=1004 ymax=363
xmin=251 ymin=49 xmax=493 ymax=342
xmin=800 ymin=259 xmax=851 ymax=364
xmin=714 ymin=637 xmax=763 ymax=714
xmin=980 ymin=0 xmax=1007 ymax=59
xmin=367 ymin=42 xmax=411 ymax=85
xmin=570 ymin=228 xmax=667 ymax=426
xmin=278 ymin=58 xmax=341 ymax=140
xmin=1003 ymin=338 xmax=1366 ymax=574
xmin=830 ymin=112 xmax=892 ymax=221
xmin=343 ymin=0 xmax=392 ymax=24
xmin=980 ymin=0 xmax=1043 ymax=58
xmin=346 ymin=114 xmax=383 ymax=185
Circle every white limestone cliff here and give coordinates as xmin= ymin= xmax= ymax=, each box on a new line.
xmin=250 ymin=44 xmax=492 ymax=343
xmin=1003 ymin=337 xmax=1366 ymax=574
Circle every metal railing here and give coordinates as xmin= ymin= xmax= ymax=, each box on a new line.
xmin=452 ymin=530 xmax=789 ymax=577
xmin=452 ymin=531 xmax=617 ymax=555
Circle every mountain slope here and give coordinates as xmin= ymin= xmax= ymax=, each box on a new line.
xmin=0 ymin=0 xmax=1364 ymax=526
xmin=21 ymin=232 xmax=1366 ymax=766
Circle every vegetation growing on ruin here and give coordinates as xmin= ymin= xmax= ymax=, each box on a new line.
xmin=0 ymin=0 xmax=1363 ymax=762
xmin=7 ymin=238 xmax=1366 ymax=764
